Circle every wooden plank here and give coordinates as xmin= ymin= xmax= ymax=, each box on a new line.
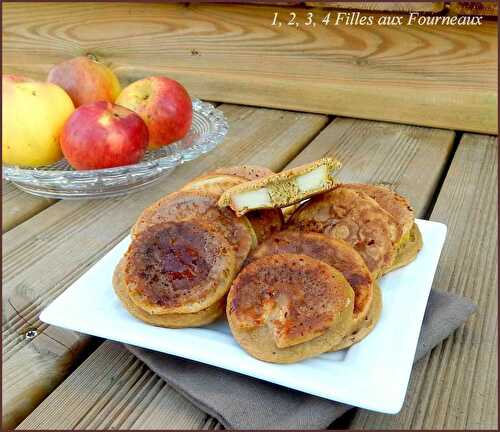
xmin=2 ymin=3 xmax=497 ymax=134
xmin=2 ymin=181 xmax=55 ymax=233
xmin=18 ymin=341 xmax=213 ymax=430
xmin=306 ymin=2 xmax=444 ymax=12
xmin=350 ymin=133 xmax=498 ymax=429
xmin=17 ymin=118 xmax=455 ymax=430
xmin=2 ymin=104 xmax=328 ymax=430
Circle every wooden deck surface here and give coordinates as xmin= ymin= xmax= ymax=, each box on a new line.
xmin=3 ymin=3 xmax=497 ymax=133
xmin=5 ymin=109 xmax=497 ymax=430
xmin=2 ymin=2 xmax=498 ymax=430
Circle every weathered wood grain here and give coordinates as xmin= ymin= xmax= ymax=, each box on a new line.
xmin=2 ymin=3 xmax=497 ymax=133
xmin=350 ymin=133 xmax=498 ymax=429
xmin=2 ymin=181 xmax=54 ymax=233
xmin=16 ymin=118 xmax=455 ymax=430
xmin=288 ymin=117 xmax=455 ymax=218
xmin=2 ymin=104 xmax=328 ymax=430
xmin=306 ymin=2 xmax=444 ymax=12
xmin=18 ymin=341 xmax=214 ymax=430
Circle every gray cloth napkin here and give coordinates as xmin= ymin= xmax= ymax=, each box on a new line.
xmin=126 ymin=289 xmax=475 ymax=429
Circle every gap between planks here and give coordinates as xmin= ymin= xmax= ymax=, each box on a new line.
xmin=2 ymin=104 xmax=329 ymax=430
xmin=16 ymin=117 xmax=456 ymax=430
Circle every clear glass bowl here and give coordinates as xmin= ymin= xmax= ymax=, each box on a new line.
xmin=2 ymin=99 xmax=228 ymax=199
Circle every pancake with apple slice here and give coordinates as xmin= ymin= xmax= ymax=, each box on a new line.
xmin=132 ymin=190 xmax=256 ymax=270
xmin=288 ymin=186 xmax=402 ymax=278
xmin=227 ymin=253 xmax=354 ymax=363
xmin=218 ymin=158 xmax=341 ymax=216
xmin=342 ymin=183 xmax=421 ymax=273
xmin=185 ymin=166 xmax=284 ymax=243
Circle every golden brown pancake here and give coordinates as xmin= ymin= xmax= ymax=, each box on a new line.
xmin=330 ymin=282 xmax=382 ymax=351
xmin=245 ymin=207 xmax=284 ymax=243
xmin=132 ymin=190 xmax=256 ymax=269
xmin=125 ymin=221 xmax=236 ymax=314
xmin=344 ymin=184 xmax=414 ymax=237
xmin=288 ymin=186 xmax=402 ymax=278
xmin=343 ymin=184 xmax=419 ymax=274
xmin=203 ymin=166 xmax=284 ymax=242
xmin=227 ymin=253 xmax=354 ymax=363
xmin=386 ymin=223 xmax=423 ymax=272
xmin=113 ymin=258 xmax=225 ymax=328
xmin=180 ymin=174 xmax=246 ymax=197
xmin=218 ymin=158 xmax=341 ymax=216
xmin=248 ymin=230 xmax=373 ymax=326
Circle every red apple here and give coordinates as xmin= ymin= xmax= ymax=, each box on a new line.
xmin=116 ymin=76 xmax=192 ymax=149
xmin=60 ymin=101 xmax=148 ymax=170
xmin=48 ymin=56 xmax=121 ymax=107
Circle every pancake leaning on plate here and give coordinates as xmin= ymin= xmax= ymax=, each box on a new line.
xmin=182 ymin=168 xmax=284 ymax=243
xmin=248 ymin=230 xmax=374 ymax=329
xmin=132 ymin=190 xmax=256 ymax=270
xmin=218 ymin=158 xmax=341 ymax=216
xmin=114 ymin=220 xmax=236 ymax=327
xmin=288 ymin=186 xmax=402 ymax=278
xmin=227 ymin=253 xmax=354 ymax=363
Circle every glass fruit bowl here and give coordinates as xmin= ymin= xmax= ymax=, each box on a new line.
xmin=2 ymin=99 xmax=228 ymax=199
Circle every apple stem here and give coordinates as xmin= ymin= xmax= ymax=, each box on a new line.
xmin=86 ymin=53 xmax=99 ymax=62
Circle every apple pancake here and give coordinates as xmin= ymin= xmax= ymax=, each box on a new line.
xmin=387 ymin=223 xmax=423 ymax=272
xmin=132 ymin=190 xmax=256 ymax=269
xmin=218 ymin=158 xmax=341 ymax=216
xmin=182 ymin=171 xmax=284 ymax=243
xmin=125 ymin=221 xmax=236 ymax=314
xmin=248 ymin=230 xmax=374 ymax=327
xmin=342 ymin=183 xmax=420 ymax=273
xmin=227 ymin=253 xmax=354 ymax=363
xmin=330 ymin=282 xmax=382 ymax=351
xmin=114 ymin=258 xmax=225 ymax=328
xmin=181 ymin=174 xmax=245 ymax=197
xmin=288 ymin=186 xmax=402 ymax=278
xmin=207 ymin=166 xmax=284 ymax=242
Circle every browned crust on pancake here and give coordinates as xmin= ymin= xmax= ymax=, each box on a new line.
xmin=113 ymin=258 xmax=225 ymax=328
xmin=228 ymin=253 xmax=353 ymax=348
xmin=218 ymin=158 xmax=341 ymax=215
xmin=246 ymin=208 xmax=284 ymax=243
xmin=125 ymin=221 xmax=236 ymax=314
xmin=248 ymin=230 xmax=373 ymax=323
xmin=384 ymin=223 xmax=423 ymax=274
xmin=132 ymin=190 xmax=256 ymax=269
xmin=330 ymin=282 xmax=382 ymax=351
xmin=288 ymin=186 xmax=402 ymax=278
xmin=227 ymin=254 xmax=354 ymax=363
xmin=180 ymin=174 xmax=245 ymax=197
xmin=344 ymin=183 xmax=414 ymax=236
xmin=181 ymin=171 xmax=284 ymax=243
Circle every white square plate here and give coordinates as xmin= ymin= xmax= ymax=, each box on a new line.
xmin=40 ymin=219 xmax=446 ymax=414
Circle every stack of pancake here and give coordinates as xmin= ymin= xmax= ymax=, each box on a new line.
xmin=114 ymin=158 xmax=422 ymax=364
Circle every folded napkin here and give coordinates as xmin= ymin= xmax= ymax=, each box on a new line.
xmin=126 ymin=289 xmax=475 ymax=430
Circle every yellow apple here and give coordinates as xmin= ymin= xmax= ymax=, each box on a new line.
xmin=2 ymin=75 xmax=75 ymax=167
